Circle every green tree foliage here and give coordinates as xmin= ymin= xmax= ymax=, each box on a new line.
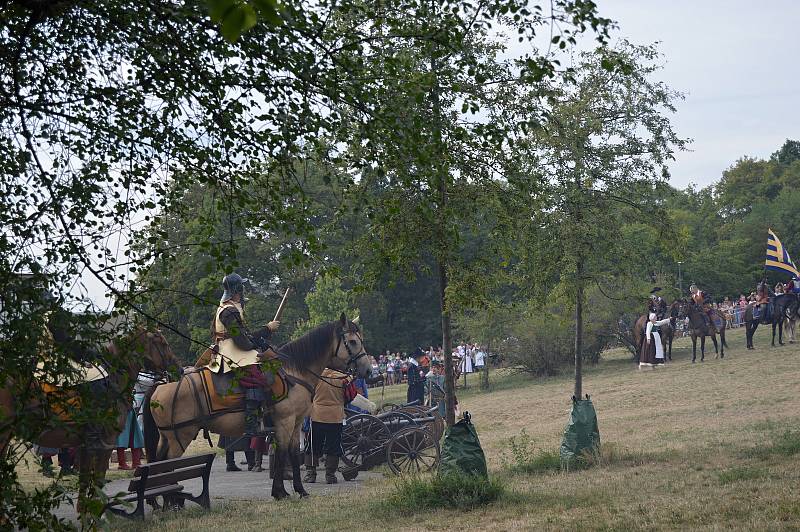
xmin=293 ymin=274 xmax=359 ymax=338
xmin=506 ymin=42 xmax=687 ymax=397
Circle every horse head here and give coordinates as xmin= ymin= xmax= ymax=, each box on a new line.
xmin=671 ymin=298 xmax=690 ymax=319
xmin=329 ymin=313 xmax=372 ymax=379
xmin=131 ymin=328 xmax=180 ymax=375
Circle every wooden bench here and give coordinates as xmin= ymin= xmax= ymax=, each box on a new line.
xmin=105 ymin=453 xmax=216 ymax=519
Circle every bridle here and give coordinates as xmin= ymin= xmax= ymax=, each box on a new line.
xmin=143 ymin=331 xmax=176 ymax=381
xmin=334 ymin=325 xmax=368 ymax=376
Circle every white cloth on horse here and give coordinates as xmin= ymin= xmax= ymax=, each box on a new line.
xmin=646 ymin=316 xmax=672 ymax=360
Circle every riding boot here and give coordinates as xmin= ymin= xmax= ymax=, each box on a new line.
xmin=131 ymin=448 xmax=142 ymax=469
xmin=252 ymin=451 xmax=265 ymax=472
xmin=244 ymin=399 xmax=261 ymax=437
xmin=225 ymin=450 xmax=242 ymax=472
xmin=324 ymin=455 xmax=339 ymax=484
xmin=116 ymin=448 xmax=131 ymax=470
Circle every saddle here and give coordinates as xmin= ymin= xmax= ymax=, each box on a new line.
xmin=197 ymin=354 xmax=289 ymax=415
xmin=37 ymin=376 xmax=111 ymax=422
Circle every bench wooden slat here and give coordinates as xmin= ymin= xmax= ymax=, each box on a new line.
xmin=128 ymin=464 xmax=207 ymax=492
xmin=132 ymin=453 xmax=214 ymax=476
xmin=105 ymin=452 xmax=215 ymax=519
xmin=110 ymin=485 xmax=185 ymax=505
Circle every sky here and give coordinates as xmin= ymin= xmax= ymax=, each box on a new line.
xmin=74 ymin=1 xmax=800 ymax=307
xmin=596 ymin=0 xmax=800 ymax=189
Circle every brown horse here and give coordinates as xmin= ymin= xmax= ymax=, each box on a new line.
xmin=0 ymin=328 xmax=178 ymax=510
xmin=675 ymin=298 xmax=727 ymax=362
xmin=144 ymin=313 xmax=372 ymax=500
xmin=632 ymin=301 xmax=680 ymax=362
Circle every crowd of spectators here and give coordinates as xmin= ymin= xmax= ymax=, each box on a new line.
xmin=366 ymin=343 xmax=488 ymax=387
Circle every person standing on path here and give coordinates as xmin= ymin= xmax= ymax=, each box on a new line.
xmin=406 ymin=348 xmax=426 ymax=405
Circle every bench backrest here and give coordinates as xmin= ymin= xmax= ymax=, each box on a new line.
xmin=128 ymin=453 xmax=215 ymax=492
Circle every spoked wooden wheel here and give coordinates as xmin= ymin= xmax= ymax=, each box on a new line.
xmin=341 ymin=414 xmax=391 ymax=469
xmin=386 ymin=427 xmax=440 ymax=475
xmin=379 ymin=411 xmax=417 ymax=434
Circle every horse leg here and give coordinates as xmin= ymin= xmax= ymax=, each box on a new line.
xmin=710 ymin=335 xmax=719 ymax=360
xmin=288 ymin=422 xmax=309 ymax=497
xmin=271 ymin=448 xmax=291 ymax=499
xmin=691 ymin=336 xmax=697 ymax=363
xmin=271 ymin=420 xmax=292 ymax=500
xmin=668 ymin=333 xmax=673 ymax=361
xmin=700 ymin=336 xmax=705 ymax=362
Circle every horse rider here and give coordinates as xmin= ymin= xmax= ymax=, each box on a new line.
xmin=689 ymin=284 xmax=713 ymax=329
xmin=38 ymin=290 xmax=111 ymax=449
xmin=209 ymin=273 xmax=280 ymax=437
xmin=649 ymin=287 xmax=668 ymax=320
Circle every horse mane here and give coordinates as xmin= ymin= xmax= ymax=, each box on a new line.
xmin=277 ymin=320 xmax=360 ymax=371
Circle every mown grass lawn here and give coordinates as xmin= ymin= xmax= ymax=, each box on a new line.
xmin=22 ymin=325 xmax=800 ymax=530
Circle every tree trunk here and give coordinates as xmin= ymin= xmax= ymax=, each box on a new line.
xmin=430 ymin=20 xmax=456 ymax=426
xmin=574 ymin=257 xmax=584 ymax=399
xmin=439 ymin=261 xmax=456 ymax=426
xmin=481 ymin=338 xmax=490 ymax=390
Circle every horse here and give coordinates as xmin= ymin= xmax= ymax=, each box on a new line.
xmin=144 ymin=313 xmax=372 ymax=500
xmin=744 ymin=292 xmax=798 ymax=349
xmin=0 ymin=327 xmax=178 ymax=511
xmin=675 ymin=298 xmax=728 ymax=362
xmin=632 ymin=301 xmax=680 ymax=362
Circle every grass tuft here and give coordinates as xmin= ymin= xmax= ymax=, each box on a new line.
xmin=382 ymin=473 xmax=505 ymax=512
xmin=717 ymin=466 xmax=768 ymax=484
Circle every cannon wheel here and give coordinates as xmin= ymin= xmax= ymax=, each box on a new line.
xmin=386 ymin=426 xmax=440 ymax=475
xmin=341 ymin=414 xmax=391 ymax=469
xmin=380 ymin=411 xmax=417 ymax=434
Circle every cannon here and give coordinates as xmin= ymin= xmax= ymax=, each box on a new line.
xmin=339 ymin=404 xmax=444 ymax=478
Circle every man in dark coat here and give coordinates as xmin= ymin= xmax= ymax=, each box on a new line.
xmin=406 ymin=347 xmax=426 ymax=405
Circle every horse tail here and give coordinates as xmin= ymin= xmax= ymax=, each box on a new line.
xmin=142 ymin=386 xmax=161 ymax=463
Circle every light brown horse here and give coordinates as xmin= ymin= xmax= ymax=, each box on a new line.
xmin=0 ymin=328 xmax=178 ymax=510
xmin=144 ymin=313 xmax=372 ymax=500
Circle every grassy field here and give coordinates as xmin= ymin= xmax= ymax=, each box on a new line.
xmin=21 ymin=325 xmax=800 ymax=530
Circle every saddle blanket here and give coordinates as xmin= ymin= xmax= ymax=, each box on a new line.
xmin=198 ymin=364 xmax=289 ymax=414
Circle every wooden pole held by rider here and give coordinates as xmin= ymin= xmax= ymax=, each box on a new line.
xmin=273 ymin=287 xmax=291 ymax=322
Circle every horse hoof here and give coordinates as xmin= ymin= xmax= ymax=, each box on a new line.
xmin=298 ymin=491 xmax=310 ymax=498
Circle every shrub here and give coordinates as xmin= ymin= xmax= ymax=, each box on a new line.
xmin=383 ymin=473 xmax=505 ymax=512
xmin=502 ymin=430 xmax=561 ymax=473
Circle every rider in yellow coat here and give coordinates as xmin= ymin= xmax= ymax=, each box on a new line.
xmin=209 ymin=273 xmax=279 ymax=437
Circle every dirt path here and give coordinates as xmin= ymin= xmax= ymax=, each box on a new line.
xmin=53 ymin=457 xmax=383 ymax=522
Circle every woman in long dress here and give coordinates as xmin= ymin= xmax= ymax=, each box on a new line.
xmin=640 ymin=312 xmax=672 ymax=369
